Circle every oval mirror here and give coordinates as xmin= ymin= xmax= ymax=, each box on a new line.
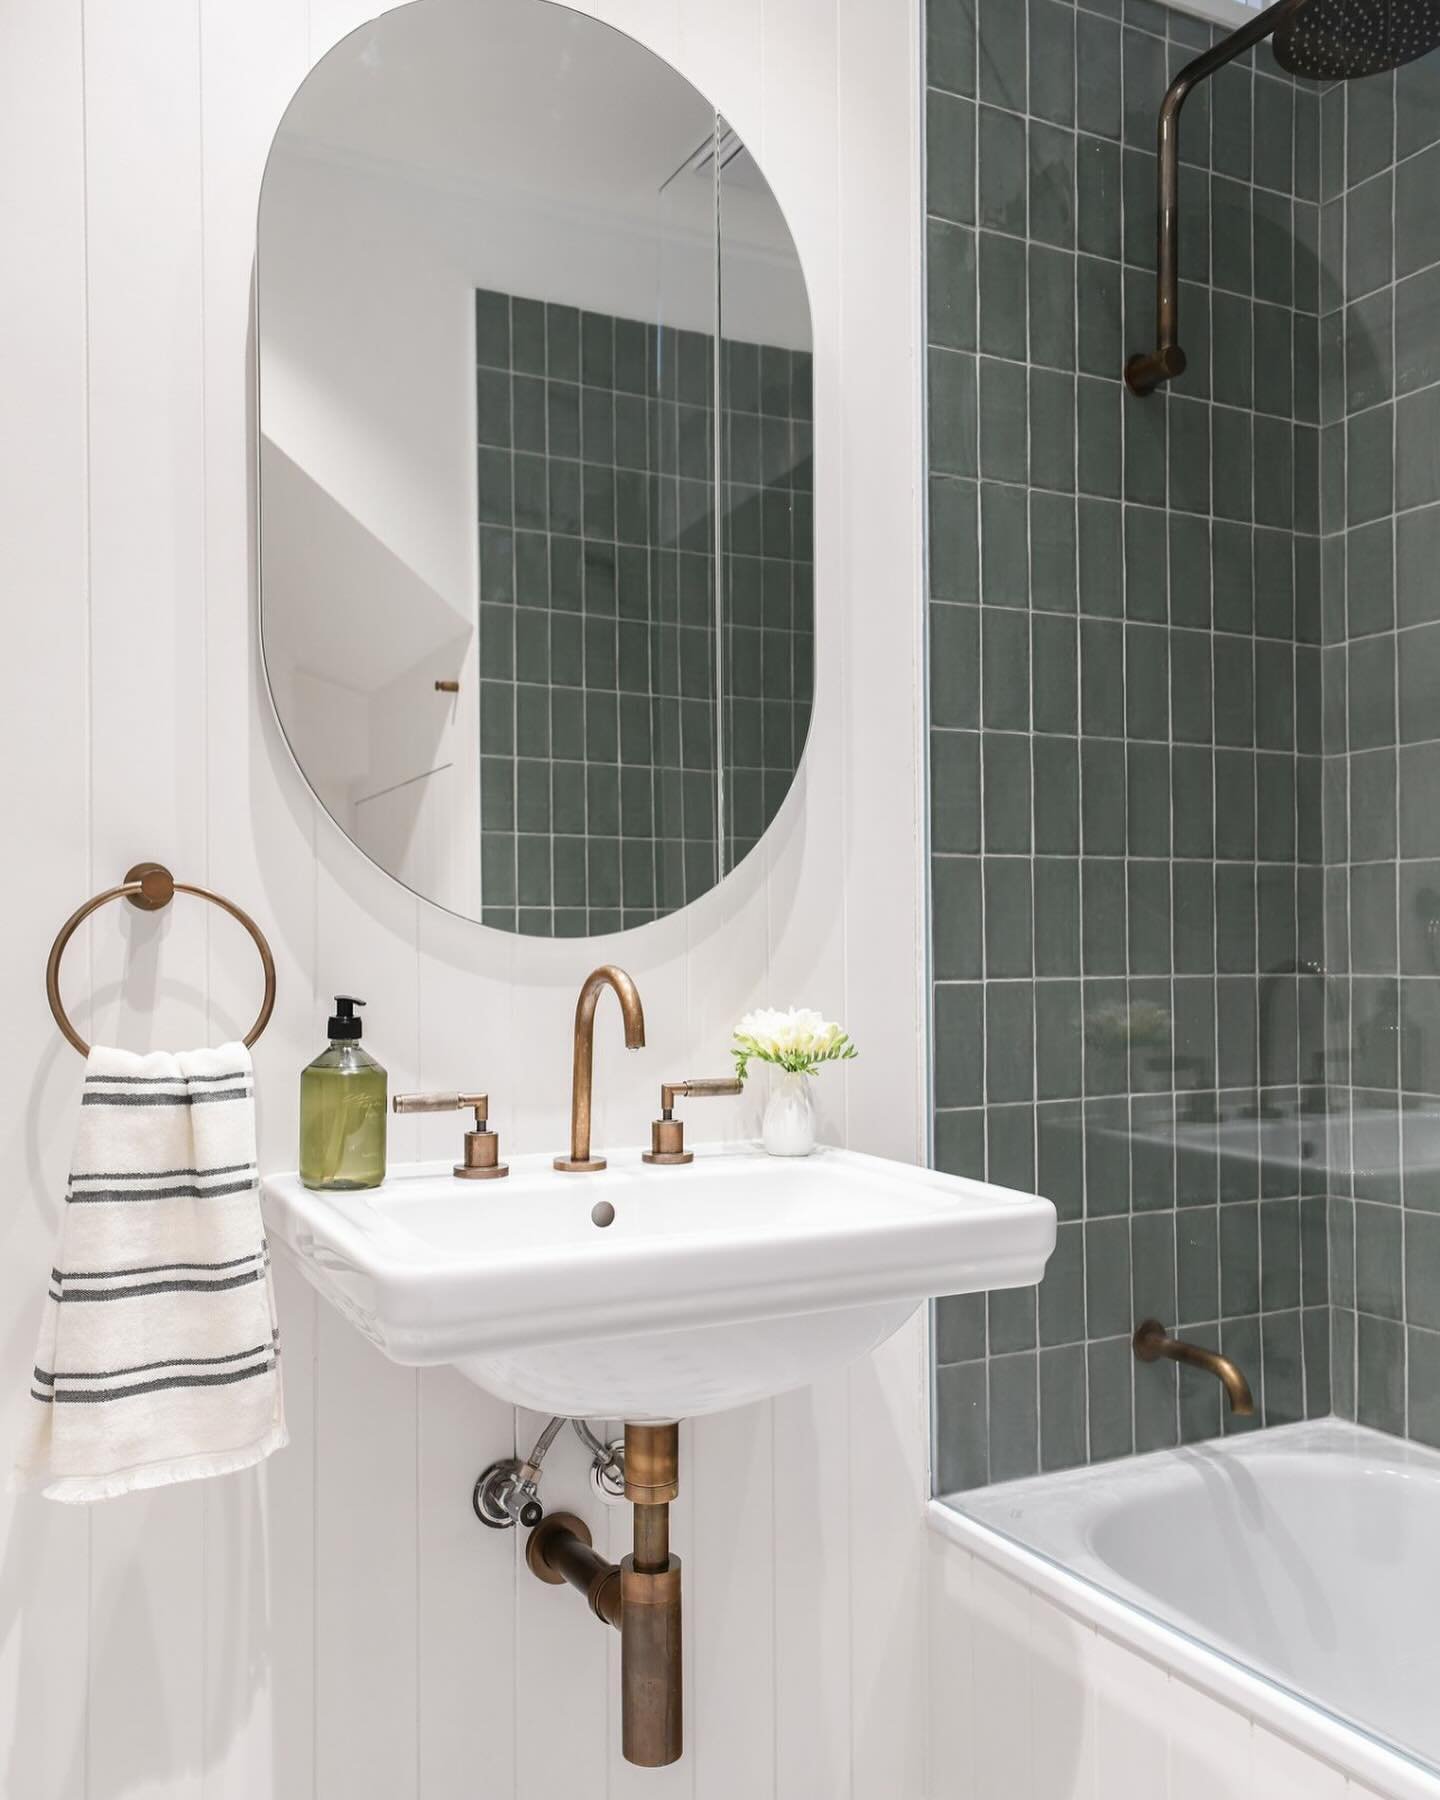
xmin=257 ymin=0 xmax=814 ymax=935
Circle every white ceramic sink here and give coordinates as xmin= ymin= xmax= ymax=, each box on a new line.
xmin=261 ymin=1144 xmax=1055 ymax=1420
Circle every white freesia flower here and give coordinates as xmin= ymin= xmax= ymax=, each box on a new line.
xmin=731 ymin=1006 xmax=858 ymax=1080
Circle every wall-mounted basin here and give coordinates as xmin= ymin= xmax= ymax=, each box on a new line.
xmin=261 ymin=1144 xmax=1055 ymax=1419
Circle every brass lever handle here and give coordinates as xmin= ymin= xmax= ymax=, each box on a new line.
xmin=393 ymin=1091 xmax=489 ymax=1121
xmin=644 ymin=1077 xmax=743 ymax=1166
xmin=392 ymin=1091 xmax=507 ymax=1181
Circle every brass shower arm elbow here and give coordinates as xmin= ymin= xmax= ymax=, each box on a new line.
xmin=1125 ymin=0 xmax=1311 ymax=397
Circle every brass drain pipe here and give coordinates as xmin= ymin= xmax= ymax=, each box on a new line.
xmin=524 ymin=1422 xmax=683 ymax=1768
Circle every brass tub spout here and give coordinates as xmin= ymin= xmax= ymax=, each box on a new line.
xmin=555 ymin=965 xmax=646 ymax=1172
xmin=1133 ymin=1319 xmax=1255 ymax=1416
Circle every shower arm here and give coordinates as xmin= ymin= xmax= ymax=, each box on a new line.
xmin=1125 ymin=0 xmax=1311 ymax=397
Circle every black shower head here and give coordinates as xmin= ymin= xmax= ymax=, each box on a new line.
xmin=1272 ymin=0 xmax=1440 ymax=80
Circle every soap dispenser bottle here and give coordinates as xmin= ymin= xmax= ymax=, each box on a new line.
xmin=299 ymin=996 xmax=387 ymax=1191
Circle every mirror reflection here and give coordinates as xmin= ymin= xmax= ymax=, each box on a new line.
xmin=257 ymin=0 xmax=814 ymax=934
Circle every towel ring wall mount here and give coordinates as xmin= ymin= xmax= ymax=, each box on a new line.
xmin=46 ymin=862 xmax=277 ymax=1057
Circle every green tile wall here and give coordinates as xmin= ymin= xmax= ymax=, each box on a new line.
xmin=474 ymin=289 xmax=812 ymax=936
xmin=1318 ymin=55 xmax=1440 ymax=1449
xmin=926 ymin=0 xmax=1333 ymax=1492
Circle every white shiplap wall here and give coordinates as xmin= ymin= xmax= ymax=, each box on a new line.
xmin=0 ymin=1 xmax=928 ymax=1795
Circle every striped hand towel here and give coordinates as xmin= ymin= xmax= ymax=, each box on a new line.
xmin=18 ymin=1042 xmax=287 ymax=1503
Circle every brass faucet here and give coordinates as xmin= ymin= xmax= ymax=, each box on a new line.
xmin=555 ymin=966 xmax=646 ymax=1172
xmin=1133 ymin=1319 xmax=1255 ymax=1415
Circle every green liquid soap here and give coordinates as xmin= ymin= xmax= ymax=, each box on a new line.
xmin=300 ymin=997 xmax=387 ymax=1191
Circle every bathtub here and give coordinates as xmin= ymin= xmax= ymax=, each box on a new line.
xmin=928 ymin=1420 xmax=1440 ymax=1799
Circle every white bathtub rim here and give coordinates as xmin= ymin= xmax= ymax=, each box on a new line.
xmin=928 ymin=1421 xmax=1440 ymax=1800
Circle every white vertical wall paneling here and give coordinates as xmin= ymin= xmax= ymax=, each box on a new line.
xmin=1252 ymin=1726 xmax=1348 ymax=1799
xmin=0 ymin=2 xmax=91 ymax=1795
xmin=2 ymin=0 xmax=927 ymax=1792
xmin=968 ymin=1559 xmax=1035 ymax=1799
xmin=512 ymin=1410 xmax=609 ymax=1800
xmin=313 ymin=1310 xmax=420 ymax=1797
xmin=1029 ymin=1591 xmax=1097 ymax=1800
xmin=924 ymin=1539 xmax=974 ymax=1800
xmin=82 ymin=1 xmax=210 ymax=1794
xmin=1166 ymin=1677 xmax=1253 ymax=1800
xmin=1093 ymin=1635 xmax=1170 ymax=1795
xmin=197 ymin=1 xmax=315 ymax=1791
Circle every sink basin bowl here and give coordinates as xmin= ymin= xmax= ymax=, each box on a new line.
xmin=261 ymin=1144 xmax=1055 ymax=1419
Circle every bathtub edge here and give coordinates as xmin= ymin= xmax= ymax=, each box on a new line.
xmin=926 ymin=1494 xmax=1440 ymax=1800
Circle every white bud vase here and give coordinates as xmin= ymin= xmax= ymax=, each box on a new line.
xmin=762 ymin=1071 xmax=816 ymax=1157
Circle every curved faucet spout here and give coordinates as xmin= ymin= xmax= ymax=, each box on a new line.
xmin=555 ymin=966 xmax=646 ymax=1172
xmin=1133 ymin=1318 xmax=1255 ymax=1416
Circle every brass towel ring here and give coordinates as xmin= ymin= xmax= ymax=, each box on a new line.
xmin=45 ymin=862 xmax=277 ymax=1057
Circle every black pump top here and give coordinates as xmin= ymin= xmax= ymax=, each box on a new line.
xmin=328 ymin=995 xmax=366 ymax=1040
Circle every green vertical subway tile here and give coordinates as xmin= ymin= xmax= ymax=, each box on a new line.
xmin=977 ymin=0 xmax=1026 ymax=108
xmin=931 ymin=601 xmax=980 ymax=728
xmin=1347 ymin=289 xmax=1394 ymax=412
xmin=1168 ymin=395 xmax=1210 ymax=515
xmin=1032 ymin=612 xmax=1079 ymax=734
xmin=1123 ymin=386 xmax=1167 ymax=507
xmin=984 ymin=857 xmax=1035 ymax=978
xmin=1252 ymin=188 xmax=1293 ymax=308
xmin=1210 ymin=62 xmax=1252 ymax=184
xmin=932 ymin=729 xmax=981 ymax=853
xmin=1348 ymin=69 xmax=1396 ymax=187
xmin=930 ymin=91 xmax=978 ymax=225
xmin=1034 ymin=853 xmax=1082 ymax=970
xmin=1030 ymin=370 xmax=1076 ymax=492
xmin=928 ymin=0 xmax=977 ymax=97
xmin=1031 ymin=491 xmax=1078 ymax=613
xmin=1254 ymin=70 xmax=1294 ymax=196
xmin=979 ymin=104 xmax=1028 ymax=234
xmin=1029 ymin=245 xmax=1076 ymax=371
xmin=1346 ymin=169 xmax=1394 ymax=299
xmin=981 ymin=609 xmax=1031 ymax=731
xmin=1122 ymin=148 xmax=1159 ymax=272
xmin=935 ymin=1361 xmax=989 ymax=1493
xmin=930 ymin=475 xmax=980 ymax=604
xmin=929 ymin=349 xmax=979 ymax=478
xmin=1076 ymin=135 xmax=1124 ymax=260
xmin=988 ymin=1352 xmax=1040 ymax=1482
xmin=1039 ymin=1346 xmax=1088 ymax=1471
xmin=1078 ymin=256 xmax=1123 ymax=378
xmin=1079 ymin=496 xmax=1124 ymax=617
xmin=980 ymin=356 xmax=1029 ymax=483
xmin=1078 ymin=377 xmax=1123 ymax=499
xmin=1253 ymin=302 xmax=1295 ymax=419
xmin=1398 ymin=384 xmax=1440 ymax=512
xmin=926 ymin=988 xmax=975 ymax=1114
xmin=1033 ymin=736 xmax=1082 ymax=856
xmin=1029 ymin=120 xmax=1076 ymax=248
xmin=1357 ymin=1313 xmax=1406 ymax=1434
xmin=982 ymin=732 xmax=1033 ymax=852
xmin=1398 ymin=504 xmax=1440 ymax=627
xmin=978 ymin=230 xmax=1029 ymax=360
xmin=1211 ymin=408 xmax=1254 ymax=522
xmin=1121 ymin=22 xmax=1167 ymax=148
xmin=1211 ymin=175 xmax=1254 ymax=298
xmin=1030 ymin=0 xmax=1075 ymax=128
xmin=1124 ymin=505 xmax=1168 ymax=622
xmin=1169 ymin=513 xmax=1212 ymax=629
xmin=928 ymin=219 xmax=978 ymax=352
xmin=1395 ymin=263 xmax=1440 ymax=395
xmin=933 ymin=856 xmax=983 ymax=981
xmin=980 ymin=481 xmax=1030 ymax=605
xmin=986 ymin=980 xmax=1036 ymax=1104
xmin=1076 ymin=9 xmax=1122 ymax=140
